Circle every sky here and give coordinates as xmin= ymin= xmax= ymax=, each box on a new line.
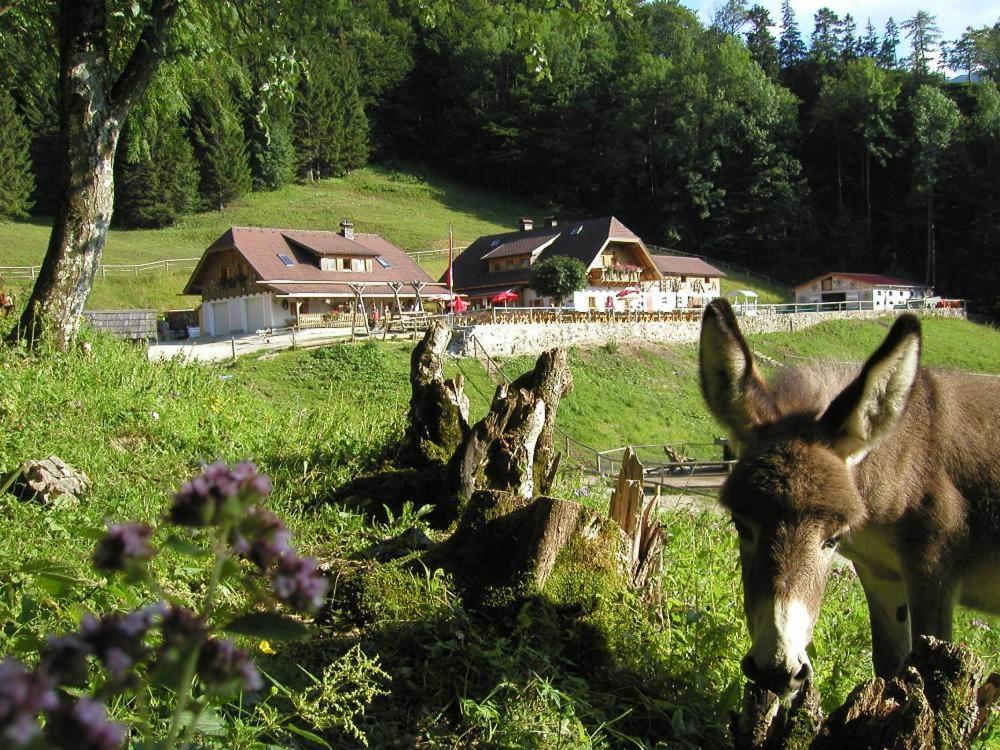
xmin=683 ymin=0 xmax=998 ymax=71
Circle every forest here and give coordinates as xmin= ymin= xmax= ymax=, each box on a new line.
xmin=1 ymin=0 xmax=999 ymax=304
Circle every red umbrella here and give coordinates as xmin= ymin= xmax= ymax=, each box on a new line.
xmin=616 ymin=287 xmax=640 ymax=298
xmin=490 ymin=289 xmax=519 ymax=306
xmin=449 ymin=296 xmax=469 ymax=312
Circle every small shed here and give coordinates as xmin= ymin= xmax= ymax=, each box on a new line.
xmin=726 ymin=289 xmax=758 ymax=315
xmin=82 ymin=310 xmax=158 ymax=342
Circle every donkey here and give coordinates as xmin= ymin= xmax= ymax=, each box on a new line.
xmin=698 ymin=298 xmax=1000 ymax=695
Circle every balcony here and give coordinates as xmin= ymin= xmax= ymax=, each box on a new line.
xmin=597 ymin=267 xmax=642 ymax=284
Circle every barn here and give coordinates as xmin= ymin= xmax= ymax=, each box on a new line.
xmin=793 ymin=272 xmax=934 ymax=310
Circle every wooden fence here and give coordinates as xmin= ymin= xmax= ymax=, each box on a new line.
xmin=0 ymin=257 xmax=200 ymax=281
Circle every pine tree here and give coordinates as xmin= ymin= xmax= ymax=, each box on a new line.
xmin=778 ymin=0 xmax=806 ymax=69
xmin=331 ymin=45 xmax=369 ymax=172
xmin=116 ymin=113 xmax=199 ymax=228
xmin=860 ymin=19 xmax=880 ymax=59
xmin=190 ymin=91 xmax=252 ymax=210
xmin=746 ymin=5 xmax=780 ymax=79
xmin=293 ymin=60 xmax=337 ymax=181
xmin=0 ymin=87 xmax=34 ymax=219
xmin=879 ymin=18 xmax=901 ymax=68
xmin=810 ymin=8 xmax=841 ymax=68
xmin=902 ymin=11 xmax=941 ymax=77
xmin=838 ymin=14 xmax=858 ymax=62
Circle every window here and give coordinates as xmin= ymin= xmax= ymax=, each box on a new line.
xmin=681 ymin=276 xmax=687 ymax=283
xmin=342 ymin=258 xmax=354 ymax=271
xmin=277 ymin=254 xmax=295 ymax=267
xmin=375 ymin=256 xmax=391 ymax=268
xmin=521 ymin=258 xmax=529 ymax=267
xmin=490 ymin=239 xmax=501 ymax=248
xmin=570 ymin=226 xmax=583 ymax=235
xmin=821 ymin=278 xmax=833 ymax=291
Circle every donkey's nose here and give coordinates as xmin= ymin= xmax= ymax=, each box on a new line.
xmin=741 ymin=654 xmax=812 ymax=694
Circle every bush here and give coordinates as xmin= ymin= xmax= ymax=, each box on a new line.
xmin=0 ymin=87 xmax=34 ymax=220
xmin=528 ymin=256 xmax=587 ymax=304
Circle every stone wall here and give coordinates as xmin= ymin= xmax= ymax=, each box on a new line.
xmin=454 ymin=307 xmax=966 ymax=358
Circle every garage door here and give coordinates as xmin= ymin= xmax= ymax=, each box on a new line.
xmin=246 ymin=296 xmax=266 ymax=332
xmin=212 ymin=301 xmax=230 ymax=336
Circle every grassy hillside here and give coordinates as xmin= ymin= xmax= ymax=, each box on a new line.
xmin=720 ymin=270 xmax=790 ymax=303
xmin=0 ymin=166 xmax=543 ymax=310
xmin=1 ymin=314 xmax=998 ymax=747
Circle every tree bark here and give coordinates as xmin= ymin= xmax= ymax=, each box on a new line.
xmin=733 ymin=636 xmax=1000 ymax=750
xmin=8 ymin=0 xmax=180 ymax=351
xmin=608 ymin=447 xmax=663 ymax=590
xmin=404 ymin=320 xmax=469 ymax=464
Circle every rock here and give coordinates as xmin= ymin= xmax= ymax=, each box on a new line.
xmin=12 ymin=456 xmax=91 ymax=506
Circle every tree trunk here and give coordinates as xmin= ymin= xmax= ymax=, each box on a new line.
xmin=733 ymin=636 xmax=1000 ymax=750
xmin=926 ymin=191 xmax=935 ymax=287
xmin=608 ymin=447 xmax=663 ymax=590
xmin=404 ymin=321 xmax=470 ymax=465
xmin=864 ymin=147 xmax=872 ymax=259
xmin=7 ymin=0 xmax=180 ymax=351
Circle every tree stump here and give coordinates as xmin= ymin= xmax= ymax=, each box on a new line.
xmin=425 ymin=348 xmax=577 ymax=600
xmin=607 ymin=447 xmax=663 ymax=591
xmin=447 ymin=348 xmax=572 ymax=512
xmin=404 ymin=321 xmax=469 ymax=465
xmin=10 ymin=456 xmax=91 ymax=506
xmin=732 ymin=636 xmax=1000 ymax=750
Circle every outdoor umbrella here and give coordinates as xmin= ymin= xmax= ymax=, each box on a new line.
xmin=616 ymin=287 xmax=640 ymax=298
xmin=490 ymin=289 xmax=519 ymax=306
xmin=449 ymin=296 xmax=469 ymax=312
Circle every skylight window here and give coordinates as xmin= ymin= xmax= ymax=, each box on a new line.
xmin=490 ymin=239 xmax=501 ymax=247
xmin=277 ymin=254 xmax=295 ymax=266
xmin=375 ymin=256 xmax=392 ymax=268
xmin=570 ymin=226 xmax=583 ymax=235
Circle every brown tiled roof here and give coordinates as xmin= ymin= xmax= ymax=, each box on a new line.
xmin=651 ymin=255 xmax=726 ymax=277
xmin=448 ymin=216 xmax=650 ymax=292
xmin=479 ymin=232 xmax=559 ymax=260
xmin=793 ymin=271 xmax=927 ymax=290
xmin=184 ymin=227 xmax=437 ymax=295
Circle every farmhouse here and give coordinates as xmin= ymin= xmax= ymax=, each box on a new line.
xmin=183 ymin=223 xmax=446 ymax=336
xmin=449 ymin=216 xmax=671 ymax=311
xmin=650 ymin=255 xmax=726 ymax=310
xmin=793 ymin=272 xmax=934 ymax=310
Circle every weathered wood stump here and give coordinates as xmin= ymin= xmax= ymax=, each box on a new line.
xmin=10 ymin=456 xmax=91 ymax=506
xmin=607 ymin=447 xmax=663 ymax=590
xmin=732 ymin=636 xmax=1000 ymax=750
xmin=403 ymin=321 xmax=469 ymax=465
xmin=425 ymin=348 xmax=577 ymax=598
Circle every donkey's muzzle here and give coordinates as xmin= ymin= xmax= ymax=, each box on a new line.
xmin=741 ymin=653 xmax=813 ymax=694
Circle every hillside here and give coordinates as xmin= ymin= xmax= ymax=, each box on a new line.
xmin=0 ymin=166 xmax=544 ymax=310
xmin=1 ymin=313 xmax=998 ymax=747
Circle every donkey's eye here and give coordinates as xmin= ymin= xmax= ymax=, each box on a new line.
xmin=822 ymin=532 xmax=844 ymax=550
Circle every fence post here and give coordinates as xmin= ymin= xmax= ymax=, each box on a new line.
xmin=231 ymin=335 xmax=236 ymax=361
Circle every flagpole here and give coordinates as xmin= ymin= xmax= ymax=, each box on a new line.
xmin=448 ymin=224 xmax=454 ymax=299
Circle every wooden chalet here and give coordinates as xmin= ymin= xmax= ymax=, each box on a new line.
xmin=448 ymin=216 xmax=669 ymax=311
xmin=183 ymin=222 xmax=446 ymax=336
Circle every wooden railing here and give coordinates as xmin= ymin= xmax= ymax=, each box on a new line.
xmin=0 ymin=257 xmax=201 ymax=281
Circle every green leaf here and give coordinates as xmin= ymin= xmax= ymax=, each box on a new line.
xmin=164 ymin=534 xmax=210 ymax=558
xmin=223 ymin=612 xmax=310 ymax=641
xmin=286 ymin=725 xmax=332 ymax=749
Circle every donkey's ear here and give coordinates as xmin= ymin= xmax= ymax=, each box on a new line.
xmin=820 ymin=314 xmax=922 ymax=465
xmin=699 ymin=299 xmax=779 ymax=448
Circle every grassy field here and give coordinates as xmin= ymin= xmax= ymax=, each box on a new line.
xmin=1 ymin=301 xmax=997 ymax=743
xmin=721 ymin=270 xmax=790 ymax=303
xmin=0 ymin=167 xmax=791 ymax=312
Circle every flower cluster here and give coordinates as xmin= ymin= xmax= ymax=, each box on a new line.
xmin=170 ymin=461 xmax=272 ymax=527
xmin=45 ymin=697 xmax=125 ymax=750
xmin=229 ymin=507 xmax=291 ymax=570
xmin=271 ymin=553 xmax=328 ymax=614
xmin=0 ymin=659 xmax=57 ymax=747
xmin=197 ymin=638 xmax=263 ymax=695
xmin=92 ymin=522 xmax=155 ymax=574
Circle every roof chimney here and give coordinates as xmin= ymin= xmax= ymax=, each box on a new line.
xmin=340 ymin=219 xmax=355 ymax=240
xmin=519 ymin=217 xmax=534 ymax=232
xmin=544 ymin=216 xmax=557 ymax=228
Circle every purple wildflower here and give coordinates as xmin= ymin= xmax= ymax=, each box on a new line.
xmin=45 ymin=697 xmax=125 ymax=750
xmin=169 ymin=462 xmax=272 ymax=527
xmin=152 ymin=606 xmax=209 ymax=682
xmin=92 ymin=522 xmax=156 ymax=573
xmin=78 ymin=605 xmax=162 ymax=681
xmin=271 ymin=554 xmax=329 ymax=614
xmin=0 ymin=658 xmax=57 ymax=747
xmin=229 ymin=507 xmax=291 ymax=569
xmin=39 ymin=635 xmax=93 ymax=687
xmin=196 ymin=638 xmax=263 ymax=695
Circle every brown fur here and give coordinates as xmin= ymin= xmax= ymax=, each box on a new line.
xmin=699 ymin=300 xmax=1000 ymax=692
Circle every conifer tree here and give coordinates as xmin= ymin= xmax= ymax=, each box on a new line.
xmin=860 ymin=19 xmax=880 ymax=59
xmin=778 ymin=0 xmax=806 ymax=69
xmin=331 ymin=45 xmax=369 ymax=172
xmin=746 ymin=5 xmax=780 ymax=79
xmin=116 ymin=112 xmax=199 ymax=228
xmin=902 ymin=11 xmax=941 ymax=77
xmin=879 ymin=18 xmax=901 ymax=68
xmin=190 ymin=90 xmax=252 ymax=210
xmin=0 ymin=87 xmax=35 ymax=220
xmin=293 ymin=60 xmax=338 ymax=181
xmin=810 ymin=8 xmax=841 ymax=68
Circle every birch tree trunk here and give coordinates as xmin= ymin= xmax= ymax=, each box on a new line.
xmin=7 ymin=0 xmax=180 ymax=351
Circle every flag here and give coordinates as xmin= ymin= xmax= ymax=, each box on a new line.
xmin=447 ymin=224 xmax=454 ymax=295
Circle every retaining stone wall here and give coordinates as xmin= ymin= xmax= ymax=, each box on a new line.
xmin=455 ymin=307 xmax=966 ymax=358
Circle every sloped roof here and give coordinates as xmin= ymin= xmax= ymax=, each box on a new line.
xmin=793 ymin=271 xmax=928 ymax=290
xmin=448 ymin=216 xmax=650 ymax=292
xmin=185 ymin=227 xmax=442 ymax=295
xmin=652 ymin=255 xmax=726 ymax=277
